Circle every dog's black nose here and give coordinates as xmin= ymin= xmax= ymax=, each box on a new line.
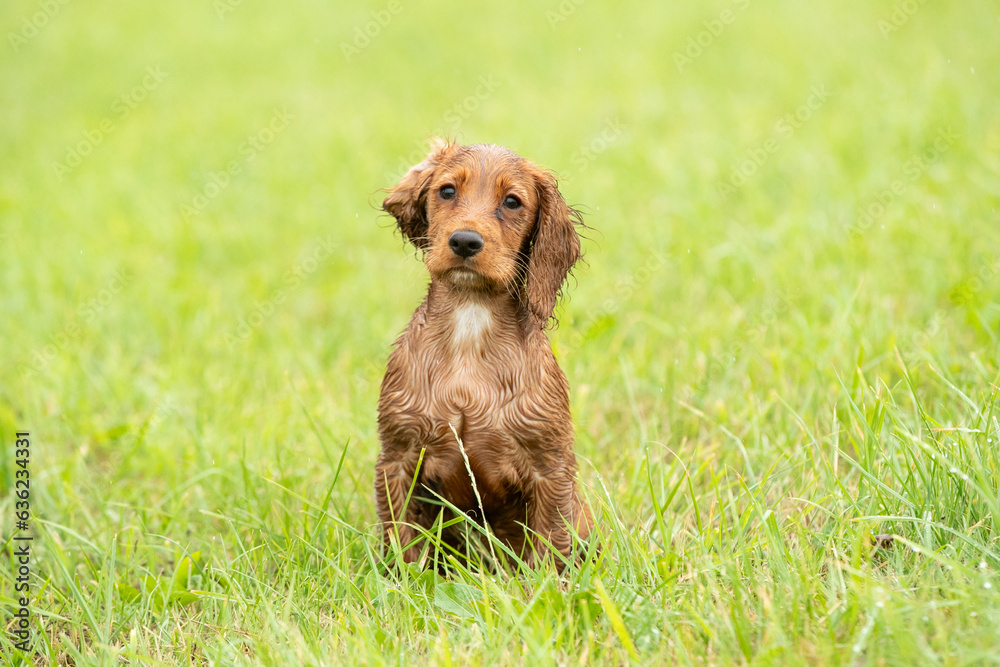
xmin=448 ymin=230 xmax=484 ymax=258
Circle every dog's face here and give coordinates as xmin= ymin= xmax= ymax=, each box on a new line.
xmin=383 ymin=141 xmax=581 ymax=323
xmin=422 ymin=146 xmax=538 ymax=291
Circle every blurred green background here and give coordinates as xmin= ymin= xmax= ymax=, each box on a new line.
xmin=1 ymin=0 xmax=999 ymax=663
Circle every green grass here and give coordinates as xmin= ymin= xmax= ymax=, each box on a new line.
xmin=2 ymin=0 xmax=999 ymax=664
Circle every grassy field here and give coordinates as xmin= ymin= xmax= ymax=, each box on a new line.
xmin=2 ymin=0 xmax=999 ymax=664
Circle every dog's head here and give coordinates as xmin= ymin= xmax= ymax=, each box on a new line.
xmin=383 ymin=140 xmax=582 ymax=324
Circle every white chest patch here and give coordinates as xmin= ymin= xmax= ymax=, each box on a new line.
xmin=452 ymin=302 xmax=492 ymax=349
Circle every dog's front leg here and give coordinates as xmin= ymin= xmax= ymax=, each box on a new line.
xmin=523 ymin=472 xmax=578 ymax=568
xmin=374 ymin=448 xmax=426 ymax=564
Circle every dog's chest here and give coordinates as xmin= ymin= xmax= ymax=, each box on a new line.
xmin=450 ymin=302 xmax=493 ymax=351
xmin=432 ymin=346 xmax=520 ymax=422
xmin=415 ymin=303 xmax=530 ymax=425
xmin=382 ymin=299 xmax=561 ymax=446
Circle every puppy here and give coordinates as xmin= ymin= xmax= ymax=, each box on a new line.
xmin=376 ymin=140 xmax=591 ymax=568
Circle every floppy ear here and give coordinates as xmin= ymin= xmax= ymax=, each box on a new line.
xmin=382 ymin=139 xmax=454 ymax=249
xmin=525 ymin=169 xmax=582 ymax=325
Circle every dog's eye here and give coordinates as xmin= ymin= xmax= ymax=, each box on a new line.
xmin=502 ymin=195 xmax=522 ymax=210
xmin=439 ymin=185 xmax=456 ymax=200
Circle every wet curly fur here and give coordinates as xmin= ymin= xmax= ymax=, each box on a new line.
xmin=375 ymin=140 xmax=592 ymax=569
